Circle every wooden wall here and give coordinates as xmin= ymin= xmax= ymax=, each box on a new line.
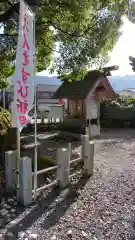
xmin=86 ymin=92 xmax=98 ymax=119
xmin=95 ymin=77 xmax=116 ymax=101
xmin=68 ymin=99 xmax=86 ymax=117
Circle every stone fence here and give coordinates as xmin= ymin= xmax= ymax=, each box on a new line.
xmin=4 ymin=135 xmax=94 ymax=206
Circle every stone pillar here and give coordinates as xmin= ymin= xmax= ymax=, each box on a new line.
xmin=5 ymin=150 xmax=16 ymax=192
xmin=81 ymin=135 xmax=89 ymax=157
xmin=41 ymin=116 xmax=44 ymax=124
xmin=57 ymin=143 xmax=71 ymax=188
xmin=19 ymin=157 xmax=32 ymax=206
xmin=53 ymin=117 xmax=56 ymax=123
xmin=82 ymin=135 xmax=94 ymax=176
xmin=97 ymin=101 xmax=100 ymax=136
xmin=85 ymin=141 xmax=94 ymax=176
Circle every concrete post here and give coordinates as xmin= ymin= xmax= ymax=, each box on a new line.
xmin=57 ymin=143 xmax=71 ymax=188
xmin=97 ymin=118 xmax=100 ymax=127
xmin=81 ymin=135 xmax=89 ymax=157
xmin=53 ymin=117 xmax=56 ymax=123
xmin=41 ymin=116 xmax=44 ymax=124
xmin=85 ymin=141 xmax=94 ymax=176
xmin=49 ymin=118 xmax=52 ymax=124
xmin=97 ymin=118 xmax=100 ymax=136
xmin=82 ymin=135 xmax=94 ymax=176
xmin=19 ymin=157 xmax=32 ymax=206
xmin=97 ymin=101 xmax=100 ymax=130
xmin=5 ymin=151 xmax=16 ymax=192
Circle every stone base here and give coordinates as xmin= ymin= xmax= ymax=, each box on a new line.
xmin=91 ymin=125 xmax=100 ymax=137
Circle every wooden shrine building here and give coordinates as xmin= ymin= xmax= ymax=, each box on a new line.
xmin=53 ymin=66 xmax=119 ymax=138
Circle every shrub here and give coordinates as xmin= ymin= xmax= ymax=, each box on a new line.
xmin=37 ymin=155 xmax=56 ymax=170
xmin=0 ymin=108 xmax=11 ymax=166
xmin=0 ymin=107 xmax=11 ymax=136
xmin=100 ymin=95 xmax=135 ymax=128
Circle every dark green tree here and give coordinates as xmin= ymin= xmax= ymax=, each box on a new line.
xmin=129 ymin=56 xmax=135 ymax=72
xmin=0 ymin=0 xmax=135 ymax=83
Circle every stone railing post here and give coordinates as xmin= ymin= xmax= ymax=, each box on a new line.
xmin=82 ymin=135 xmax=94 ymax=176
xmin=19 ymin=156 xmax=32 ymax=206
xmin=57 ymin=143 xmax=71 ymax=188
xmin=5 ymin=150 xmax=16 ymax=192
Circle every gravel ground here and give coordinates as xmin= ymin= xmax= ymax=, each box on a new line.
xmin=2 ymin=129 xmax=135 ymax=239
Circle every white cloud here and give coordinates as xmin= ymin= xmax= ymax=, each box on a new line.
xmin=109 ymin=16 xmax=135 ymax=76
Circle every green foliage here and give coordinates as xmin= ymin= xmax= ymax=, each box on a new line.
xmin=0 ymin=107 xmax=11 ymax=136
xmin=100 ymin=94 xmax=135 ymax=123
xmin=60 ymin=68 xmax=88 ymax=82
xmin=0 ymin=0 xmax=135 ymax=81
xmin=112 ymin=94 xmax=135 ymax=107
xmin=36 ymin=30 xmax=54 ymax=72
xmin=0 ymin=58 xmax=14 ymax=90
xmin=0 ymin=35 xmax=15 ymax=90
xmin=37 ymin=155 xmax=56 ymax=169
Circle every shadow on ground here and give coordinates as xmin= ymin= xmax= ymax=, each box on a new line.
xmin=5 ymin=174 xmax=89 ymax=238
xmin=100 ymin=129 xmax=135 ymax=140
xmin=94 ymin=129 xmax=135 ymax=149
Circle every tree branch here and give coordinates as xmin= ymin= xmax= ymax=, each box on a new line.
xmin=0 ymin=2 xmax=19 ymax=23
xmin=40 ymin=36 xmax=60 ymax=54
xmin=0 ymin=1 xmax=99 ymax=40
xmin=47 ymin=16 xmax=100 ymax=39
xmin=0 ymin=0 xmax=48 ymax=24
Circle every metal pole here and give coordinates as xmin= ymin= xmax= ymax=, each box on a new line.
xmin=33 ymin=12 xmax=37 ymax=199
xmin=17 ymin=127 xmax=20 ymax=193
xmin=88 ymin=117 xmax=92 ymax=140
xmin=88 ymin=106 xmax=92 ymax=140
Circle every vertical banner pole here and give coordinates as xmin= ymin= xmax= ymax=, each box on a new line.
xmin=88 ymin=106 xmax=92 ymax=140
xmin=16 ymin=0 xmax=22 ymax=197
xmin=17 ymin=127 xmax=20 ymax=192
xmin=12 ymin=0 xmax=35 ymax=198
xmin=88 ymin=117 xmax=92 ymax=140
xmin=33 ymin=13 xmax=37 ymax=198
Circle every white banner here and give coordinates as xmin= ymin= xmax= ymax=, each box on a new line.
xmin=12 ymin=0 xmax=35 ymax=129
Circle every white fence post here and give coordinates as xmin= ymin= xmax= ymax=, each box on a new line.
xmin=57 ymin=143 xmax=71 ymax=188
xmin=81 ymin=135 xmax=89 ymax=157
xmin=19 ymin=157 xmax=32 ymax=206
xmin=86 ymin=141 xmax=94 ymax=175
xmin=5 ymin=151 xmax=16 ymax=192
xmin=82 ymin=135 xmax=94 ymax=176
